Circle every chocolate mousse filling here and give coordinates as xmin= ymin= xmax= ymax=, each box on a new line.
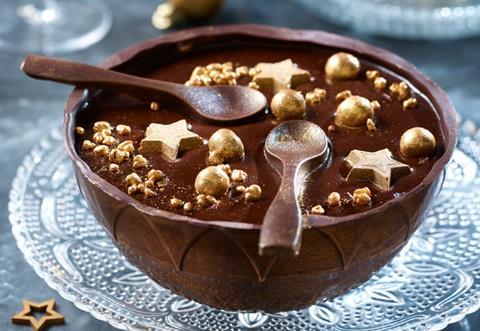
xmin=74 ymin=39 xmax=444 ymax=224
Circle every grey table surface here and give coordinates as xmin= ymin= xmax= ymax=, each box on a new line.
xmin=0 ymin=0 xmax=479 ymax=330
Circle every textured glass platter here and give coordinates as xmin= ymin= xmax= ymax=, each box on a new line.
xmin=8 ymin=122 xmax=480 ymax=331
xmin=296 ymin=0 xmax=480 ymax=39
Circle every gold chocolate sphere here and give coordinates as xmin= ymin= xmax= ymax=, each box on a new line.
xmin=208 ymin=128 xmax=245 ymax=165
xmin=270 ymin=88 xmax=306 ymax=121
xmin=325 ymin=52 xmax=360 ymax=80
xmin=400 ymin=127 xmax=436 ymax=157
xmin=335 ymin=95 xmax=374 ymax=127
xmin=195 ymin=166 xmax=230 ymax=198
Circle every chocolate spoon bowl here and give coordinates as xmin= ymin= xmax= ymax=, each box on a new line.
xmin=61 ymin=25 xmax=457 ymax=312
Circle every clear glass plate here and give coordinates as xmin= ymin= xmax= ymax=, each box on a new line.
xmin=295 ymin=0 xmax=480 ymax=39
xmin=8 ymin=122 xmax=480 ymax=331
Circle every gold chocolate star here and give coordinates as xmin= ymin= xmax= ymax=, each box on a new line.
xmin=140 ymin=119 xmax=203 ymax=161
xmin=345 ymin=148 xmax=411 ymax=190
xmin=253 ymin=59 xmax=310 ymax=92
xmin=11 ymin=299 xmax=64 ymax=331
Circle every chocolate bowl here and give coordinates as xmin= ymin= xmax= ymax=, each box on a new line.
xmin=63 ymin=25 xmax=457 ymax=312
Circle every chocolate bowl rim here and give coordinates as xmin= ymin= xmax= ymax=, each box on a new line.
xmin=63 ymin=24 xmax=457 ymax=230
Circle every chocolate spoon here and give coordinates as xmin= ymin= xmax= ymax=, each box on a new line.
xmin=21 ymin=55 xmax=267 ymax=123
xmin=259 ymin=120 xmax=329 ymax=257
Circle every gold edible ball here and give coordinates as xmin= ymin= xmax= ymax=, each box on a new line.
xmin=325 ymin=52 xmax=360 ymax=80
xmin=400 ymin=127 xmax=436 ymax=157
xmin=270 ymin=88 xmax=306 ymax=121
xmin=335 ymin=95 xmax=374 ymax=127
xmin=208 ymin=128 xmax=245 ymax=165
xmin=195 ymin=166 xmax=230 ymax=198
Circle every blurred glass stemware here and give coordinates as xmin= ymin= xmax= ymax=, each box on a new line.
xmin=0 ymin=0 xmax=112 ymax=54
xmin=296 ymin=0 xmax=480 ymax=39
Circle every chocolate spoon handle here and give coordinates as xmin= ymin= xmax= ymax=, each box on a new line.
xmin=21 ymin=55 xmax=266 ymax=122
xmin=22 ymin=55 xmax=187 ymax=99
xmin=259 ymin=164 xmax=303 ymax=257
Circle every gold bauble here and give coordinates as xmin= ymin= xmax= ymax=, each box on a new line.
xmin=325 ymin=52 xmax=360 ymax=80
xmin=195 ymin=166 xmax=230 ymax=198
xmin=335 ymin=95 xmax=374 ymax=127
xmin=208 ymin=128 xmax=244 ymax=165
xmin=400 ymin=127 xmax=436 ymax=157
xmin=152 ymin=0 xmax=223 ymax=30
xmin=270 ymin=88 xmax=306 ymax=121
xmin=171 ymin=0 xmax=223 ymax=19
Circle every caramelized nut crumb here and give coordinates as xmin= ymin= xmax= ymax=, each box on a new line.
xmin=82 ymin=140 xmax=96 ymax=150
xmin=245 ymin=184 xmax=262 ymax=202
xmin=328 ymin=192 xmax=341 ymax=207
xmin=93 ymin=145 xmax=109 ymax=157
xmin=235 ymin=66 xmax=249 ymax=77
xmin=373 ymin=77 xmax=387 ymax=90
xmin=144 ymin=187 xmax=155 ymax=197
xmin=328 ymin=124 xmax=337 ymax=133
xmin=196 ymin=194 xmax=212 ymax=208
xmin=116 ymin=124 xmax=131 ymax=135
xmin=93 ymin=121 xmax=111 ymax=132
xmin=103 ymin=136 xmax=118 ymax=146
xmin=183 ymin=202 xmax=193 ymax=212
xmin=109 ymin=149 xmax=129 ymax=163
xmin=403 ymin=97 xmax=418 ymax=110
xmin=126 ymin=173 xmax=142 ymax=185
xmin=305 ymin=88 xmax=327 ymax=105
xmin=231 ymin=169 xmax=247 ymax=183
xmin=92 ymin=132 xmax=106 ymax=144
xmin=170 ymin=197 xmax=184 ymax=208
xmin=366 ymin=118 xmax=377 ymax=132
xmin=185 ymin=62 xmax=238 ymax=86
xmin=311 ymin=205 xmax=325 ymax=215
xmin=117 ymin=140 xmax=134 ymax=153
xmin=109 ymin=163 xmax=120 ymax=173
xmin=366 ymin=70 xmax=380 ymax=80
xmin=144 ymin=179 xmax=155 ymax=188
xmin=133 ymin=155 xmax=149 ymax=168
xmin=102 ymin=128 xmax=112 ymax=136
xmin=150 ymin=102 xmax=160 ymax=111
xmin=127 ymin=184 xmax=138 ymax=195
xmin=353 ymin=187 xmax=372 ymax=206
xmin=335 ymin=90 xmax=352 ymax=102
xmin=389 ymin=82 xmax=410 ymax=101
xmin=147 ymin=169 xmax=164 ymax=181
xmin=75 ymin=126 xmax=85 ymax=135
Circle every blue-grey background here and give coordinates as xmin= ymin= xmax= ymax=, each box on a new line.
xmin=1 ymin=0 xmax=479 ymax=330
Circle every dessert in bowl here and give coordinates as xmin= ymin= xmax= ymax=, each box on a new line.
xmin=58 ymin=25 xmax=456 ymax=312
